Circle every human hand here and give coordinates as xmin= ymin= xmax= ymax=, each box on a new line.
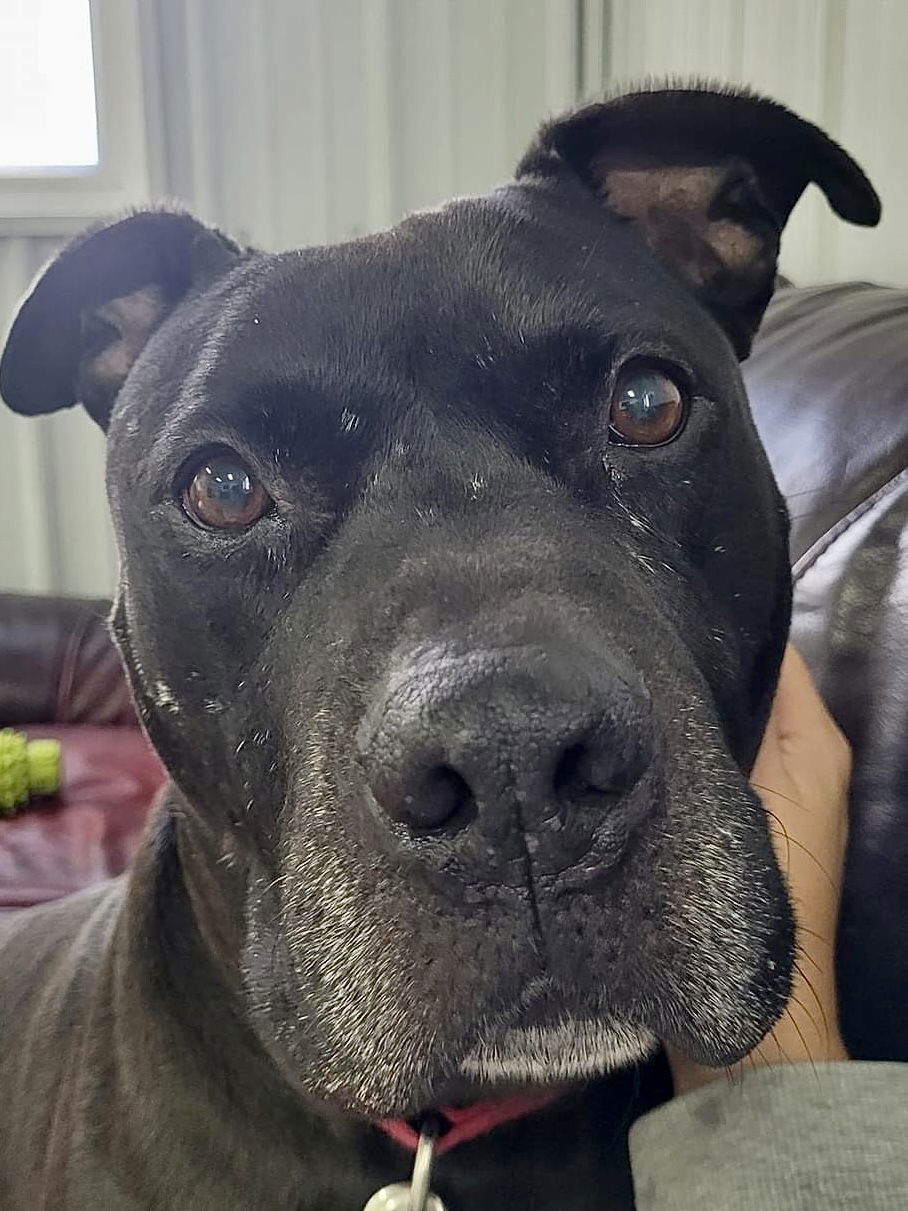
xmin=669 ymin=644 xmax=852 ymax=1095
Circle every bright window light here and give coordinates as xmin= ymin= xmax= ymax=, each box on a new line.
xmin=0 ymin=0 xmax=99 ymax=173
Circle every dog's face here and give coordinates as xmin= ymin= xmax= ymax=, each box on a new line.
xmin=1 ymin=87 xmax=878 ymax=1115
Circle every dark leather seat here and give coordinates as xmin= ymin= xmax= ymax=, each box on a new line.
xmin=0 ymin=594 xmax=165 ymax=909
xmin=744 ymin=282 xmax=908 ymax=1062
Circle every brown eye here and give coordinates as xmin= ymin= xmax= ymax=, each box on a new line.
xmin=182 ymin=451 xmax=271 ymax=530
xmin=609 ymin=368 xmax=686 ymax=446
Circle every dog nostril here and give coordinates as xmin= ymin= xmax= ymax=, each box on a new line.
xmin=553 ymin=741 xmax=624 ymax=804
xmin=398 ymin=764 xmax=477 ymax=833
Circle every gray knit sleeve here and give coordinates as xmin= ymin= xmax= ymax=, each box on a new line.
xmin=629 ymin=1061 xmax=908 ymax=1211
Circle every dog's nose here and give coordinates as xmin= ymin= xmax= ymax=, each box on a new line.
xmin=357 ymin=639 xmax=654 ymax=846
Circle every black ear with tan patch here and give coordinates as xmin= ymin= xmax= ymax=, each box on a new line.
xmin=0 ymin=209 xmax=242 ymax=429
xmin=517 ymin=86 xmax=880 ymax=357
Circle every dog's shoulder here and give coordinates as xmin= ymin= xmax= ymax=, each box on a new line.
xmin=0 ymin=882 xmax=124 ymax=1089
xmin=0 ymin=880 xmax=123 ymax=981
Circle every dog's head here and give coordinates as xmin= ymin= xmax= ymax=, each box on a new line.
xmin=1 ymin=86 xmax=878 ymax=1115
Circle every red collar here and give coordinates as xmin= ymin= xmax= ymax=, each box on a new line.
xmin=377 ymin=1087 xmax=563 ymax=1157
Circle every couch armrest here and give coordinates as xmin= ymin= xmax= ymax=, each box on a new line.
xmin=0 ymin=593 xmax=138 ymax=727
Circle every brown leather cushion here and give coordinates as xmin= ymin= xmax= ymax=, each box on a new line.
xmin=0 ymin=594 xmax=137 ymax=728
xmin=0 ymin=726 xmax=165 ymax=909
xmin=744 ymin=282 xmax=908 ymax=569
xmin=747 ymin=281 xmax=908 ymax=1062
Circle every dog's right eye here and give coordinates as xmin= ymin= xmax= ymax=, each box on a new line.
xmin=608 ymin=366 xmax=687 ymax=447
xmin=181 ymin=450 xmax=272 ymax=530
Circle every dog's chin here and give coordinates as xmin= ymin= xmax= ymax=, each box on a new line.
xmin=396 ymin=1016 xmax=658 ymax=1115
xmin=458 ymin=1017 xmax=658 ymax=1087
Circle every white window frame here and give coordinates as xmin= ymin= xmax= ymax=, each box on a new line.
xmin=0 ymin=0 xmax=153 ymax=235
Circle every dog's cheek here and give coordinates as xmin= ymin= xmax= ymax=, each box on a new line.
xmin=689 ymin=427 xmax=792 ymax=764
xmin=607 ymin=383 xmax=792 ymax=771
xmin=112 ymin=573 xmax=291 ymax=850
xmin=651 ymin=744 xmax=794 ymax=1061
xmin=556 ymin=650 xmax=795 ymax=1058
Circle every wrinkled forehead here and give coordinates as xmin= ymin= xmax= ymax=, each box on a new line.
xmin=229 ymin=201 xmax=641 ymax=367
xmin=115 ymin=183 xmax=736 ymax=445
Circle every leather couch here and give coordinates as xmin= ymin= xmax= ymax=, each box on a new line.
xmin=744 ymin=282 xmax=908 ymax=1063
xmin=0 ymin=594 xmax=165 ymax=908
xmin=0 ymin=280 xmax=905 ymax=1057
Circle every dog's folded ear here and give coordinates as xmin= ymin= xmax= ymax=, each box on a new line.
xmin=517 ymin=85 xmax=881 ymax=357
xmin=0 ymin=209 xmax=242 ymax=430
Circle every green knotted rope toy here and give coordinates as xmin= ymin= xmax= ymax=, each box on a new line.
xmin=0 ymin=729 xmax=61 ymax=815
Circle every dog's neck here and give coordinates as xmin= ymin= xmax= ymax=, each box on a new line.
xmin=95 ymin=793 xmax=393 ymax=1206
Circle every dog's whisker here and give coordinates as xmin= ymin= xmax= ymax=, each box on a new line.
xmin=761 ymin=819 xmax=838 ymax=890
xmin=792 ymin=922 xmax=833 ymax=945
xmin=751 ymin=782 xmax=812 ymax=813
xmin=792 ymin=938 xmax=826 ymax=977
xmin=781 ymin=1005 xmax=819 ymax=1076
xmin=787 ymin=837 xmax=838 ymax=888
xmin=788 ymin=990 xmax=828 ymax=1051
xmin=792 ymin=960 xmax=833 ymax=1044
xmin=763 ymin=806 xmax=792 ymax=873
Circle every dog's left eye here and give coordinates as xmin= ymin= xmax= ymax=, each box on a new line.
xmin=182 ymin=450 xmax=272 ymax=530
xmin=609 ymin=367 xmax=686 ymax=446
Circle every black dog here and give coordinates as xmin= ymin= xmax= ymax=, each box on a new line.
xmin=0 ymin=86 xmax=879 ymax=1210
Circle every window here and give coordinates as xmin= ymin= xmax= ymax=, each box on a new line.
xmin=0 ymin=1 xmax=99 ymax=173
xmin=0 ymin=0 xmax=152 ymax=232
